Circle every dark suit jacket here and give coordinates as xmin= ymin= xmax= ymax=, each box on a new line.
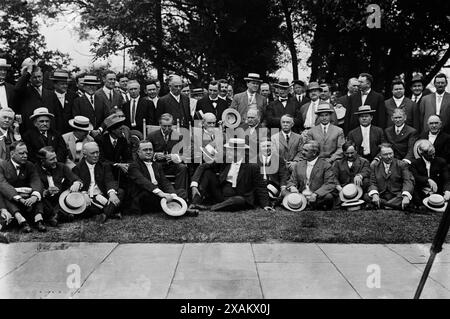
xmin=409 ymin=88 xmax=431 ymax=108
xmin=72 ymin=158 xmax=118 ymax=195
xmin=347 ymin=125 xmax=386 ymax=162
xmin=122 ymin=97 xmax=156 ymax=133
xmin=128 ymin=159 xmax=175 ymax=195
xmin=345 ymin=89 xmax=385 ymax=133
xmin=418 ymin=130 xmax=450 ymax=161
xmin=368 ymin=158 xmax=414 ymax=197
xmin=147 ymin=129 xmax=183 ymax=157
xmin=54 ymin=90 xmax=78 ymax=134
xmin=1 ymin=82 xmax=17 ymax=111
xmin=94 ymin=133 xmax=132 ymax=165
xmin=219 ymin=163 xmax=269 ymax=208
xmin=385 ymin=125 xmax=417 ymax=161
xmin=195 ymin=96 xmax=228 ymax=122
xmin=257 ymin=153 xmax=289 ymax=187
xmin=266 ymin=98 xmax=300 ymax=129
xmin=0 ymin=159 xmax=43 ymax=200
xmin=218 ymin=96 xmax=232 ymax=107
xmin=410 ymin=157 xmax=450 ymax=194
xmin=72 ymin=94 xmax=111 ymax=129
xmin=35 ymin=162 xmax=81 ymax=191
xmin=332 ymin=156 xmax=371 ymax=191
xmin=419 ymin=92 xmax=450 ymax=134
xmin=156 ymin=93 xmax=192 ymax=128
xmin=94 ymin=87 xmax=124 ymax=112
xmin=22 ymin=127 xmax=68 ymax=164
xmin=0 ymin=128 xmax=18 ymax=161
xmin=384 ymin=97 xmax=419 ymax=129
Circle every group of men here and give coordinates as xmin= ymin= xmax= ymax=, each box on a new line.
xmin=1 ymin=56 xmax=450 ymax=243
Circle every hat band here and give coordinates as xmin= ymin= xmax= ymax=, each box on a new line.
xmin=74 ymin=122 xmax=90 ymax=128
xmin=429 ymin=201 xmax=445 ymax=208
xmin=64 ymin=198 xmax=82 ymax=210
xmin=289 ymin=203 xmax=302 ymax=209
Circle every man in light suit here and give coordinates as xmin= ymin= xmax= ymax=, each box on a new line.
xmin=63 ymin=116 xmax=94 ymax=169
xmin=0 ymin=108 xmax=21 ymax=161
xmin=366 ymin=143 xmax=414 ymax=209
xmin=190 ymin=113 xmax=222 ymax=164
xmin=418 ymin=115 xmax=450 ymax=162
xmin=122 ymin=80 xmax=156 ymax=133
xmin=94 ymin=70 xmax=124 ymax=113
xmin=305 ymin=103 xmax=345 ymax=164
xmin=385 ymin=78 xmax=419 ymax=129
xmin=270 ymin=114 xmax=304 ymax=171
xmin=384 ymin=108 xmax=417 ymax=164
xmin=230 ymin=73 xmax=267 ymax=126
xmin=285 ymin=140 xmax=336 ymax=210
xmin=419 ymin=73 xmax=450 ymax=133
xmin=347 ymin=105 xmax=385 ymax=162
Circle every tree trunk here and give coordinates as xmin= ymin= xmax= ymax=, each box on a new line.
xmin=154 ymin=0 xmax=164 ymax=84
xmin=280 ymin=0 xmax=298 ymax=80
xmin=424 ymin=47 xmax=450 ymax=86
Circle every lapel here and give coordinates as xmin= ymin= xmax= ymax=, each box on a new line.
xmin=441 ymin=92 xmax=450 ymax=113
xmin=431 ymin=94 xmax=437 ymax=114
xmin=309 ymin=159 xmax=320 ymax=181
xmin=299 ymin=160 xmax=307 ymax=183
xmin=98 ymin=89 xmax=110 ymax=106
xmin=355 ymin=126 xmax=363 ymax=144
xmin=68 ymin=133 xmax=76 ymax=159
xmin=352 ymin=157 xmax=361 ymax=173
xmin=220 ymin=164 xmax=231 ymax=183
xmin=279 ymin=132 xmax=288 ymax=149
xmin=139 ymin=159 xmax=152 ymax=180
xmin=236 ymin=163 xmax=245 ymax=185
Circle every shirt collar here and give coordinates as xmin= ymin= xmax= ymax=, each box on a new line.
xmin=361 ymin=124 xmax=371 ymax=130
xmin=321 ymin=123 xmax=330 ymax=130
xmin=103 ymin=86 xmax=112 ymax=95
xmin=429 ymin=130 xmax=439 ymax=136
xmin=11 ymin=159 xmax=21 ymax=169
xmin=131 ymin=95 xmax=140 ymax=103
xmin=383 ymin=162 xmax=390 ymax=168
xmin=283 ymin=131 xmax=291 ymax=138
xmin=218 ymin=95 xmax=226 ymax=100
xmin=436 ymin=92 xmax=445 ymax=98
xmin=55 ymin=91 xmax=65 ymax=98
xmin=86 ymin=161 xmax=96 ymax=169
xmin=396 ymin=124 xmax=405 ymax=132
xmin=209 ymin=96 xmax=218 ymax=101
xmin=85 ymin=92 xmax=94 ymax=99
xmin=170 ymin=91 xmax=180 ymax=101
xmin=362 ymin=88 xmax=371 ymax=95
xmin=247 ymin=90 xmax=255 ymax=97
xmin=307 ymin=157 xmax=318 ymax=166
xmin=393 ymin=96 xmax=404 ymax=103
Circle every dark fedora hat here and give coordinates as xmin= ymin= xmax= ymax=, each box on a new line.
xmin=291 ymin=79 xmax=305 ymax=86
xmin=411 ymin=74 xmax=425 ymax=85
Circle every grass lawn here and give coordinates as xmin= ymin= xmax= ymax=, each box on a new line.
xmin=6 ymin=208 xmax=449 ymax=244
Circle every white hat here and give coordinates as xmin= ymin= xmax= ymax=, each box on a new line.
xmin=0 ymin=58 xmax=11 ymax=68
xmin=339 ymin=184 xmax=363 ymax=202
xmin=69 ymin=116 xmax=93 ymax=131
xmin=161 ymin=195 xmax=188 ymax=217
xmin=224 ymin=138 xmax=249 ymax=149
xmin=423 ymin=194 xmax=448 ymax=213
xmin=59 ymin=190 xmax=87 ymax=215
xmin=29 ymin=107 xmax=54 ymax=120
xmin=282 ymin=193 xmax=307 ymax=212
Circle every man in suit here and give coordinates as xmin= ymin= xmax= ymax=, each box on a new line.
xmin=419 ymin=73 xmax=450 ymax=133
xmin=366 ymin=143 xmax=414 ymax=209
xmin=50 ymin=70 xmax=78 ymax=134
xmin=117 ymin=74 xmax=130 ymax=103
xmin=337 ymin=77 xmax=359 ymax=109
xmin=292 ymin=79 xmax=309 ymax=106
xmin=347 ymin=105 xmax=386 ymax=162
xmin=384 ymin=108 xmax=417 ymax=163
xmin=0 ymin=58 xmax=16 ymax=111
xmin=230 ymin=73 xmax=267 ymax=126
xmin=0 ymin=141 xmax=45 ymax=233
xmin=305 ymin=103 xmax=345 ymax=164
xmin=145 ymin=81 xmax=159 ymax=108
xmin=94 ymin=70 xmax=124 ymax=113
xmin=410 ymin=74 xmax=431 ymax=106
xmin=72 ymin=142 xmax=123 ymax=223
xmin=218 ymin=79 xmax=232 ymax=106
xmin=72 ymin=75 xmax=110 ymax=131
xmin=418 ymin=115 xmax=450 ymax=161
xmin=260 ymin=83 xmax=272 ymax=105
xmin=258 ymin=139 xmax=289 ymax=198
xmin=333 ymin=141 xmax=371 ymax=195
xmin=22 ymin=107 xmax=68 ymax=164
xmin=14 ymin=62 xmax=60 ymax=133
xmin=63 ymin=116 xmax=95 ymax=169
xmin=190 ymin=113 xmax=222 ymax=164
xmin=271 ymin=114 xmax=304 ymax=171
xmin=147 ymin=113 xmax=189 ymax=191
xmin=35 ymin=146 xmax=83 ymax=226
xmin=156 ymin=75 xmax=192 ymax=128
xmin=385 ymin=78 xmax=419 ymax=128
xmin=266 ymin=78 xmax=300 ymax=130
xmin=0 ymin=108 xmax=21 ymax=161
xmin=122 ymin=80 xmax=156 ymax=133
xmin=410 ymin=140 xmax=450 ymax=207
xmin=195 ymin=80 xmax=228 ymax=122
xmin=190 ymin=138 xmax=272 ymax=211
xmin=345 ymin=72 xmax=386 ymax=133
xmin=181 ymin=84 xmax=197 ymax=118
xmin=285 ymin=140 xmax=336 ymax=209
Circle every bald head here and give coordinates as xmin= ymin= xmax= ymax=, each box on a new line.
xmin=347 ymin=77 xmax=359 ymax=95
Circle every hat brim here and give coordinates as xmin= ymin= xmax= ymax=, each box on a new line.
xmin=80 ymin=80 xmax=101 ymax=85
xmin=0 ymin=64 xmax=11 ymax=68
xmin=315 ymin=109 xmax=334 ymax=114
xmin=58 ymin=190 xmax=87 ymax=215
xmin=335 ymin=108 xmax=346 ymax=119
xmin=282 ymin=193 xmax=307 ymax=212
xmin=307 ymin=87 xmax=323 ymax=92
xmin=50 ymin=77 xmax=69 ymax=82
xmin=221 ymin=108 xmax=241 ymax=129
xmin=292 ymin=80 xmax=305 ymax=86
xmin=339 ymin=185 xmax=363 ymax=202
xmin=105 ymin=119 xmax=125 ymax=132
xmin=274 ymin=84 xmax=290 ymax=89
xmin=413 ymin=139 xmax=429 ymax=159
xmin=69 ymin=119 xmax=93 ymax=131
xmin=30 ymin=113 xmax=54 ymax=120
xmin=244 ymin=77 xmax=263 ymax=83
xmin=354 ymin=110 xmax=376 ymax=115
xmin=423 ymin=198 xmax=447 ymax=213
xmin=161 ymin=196 xmax=188 ymax=217
xmin=224 ymin=143 xmax=249 ymax=149
xmin=341 ymin=199 xmax=365 ymax=207
xmin=267 ymin=181 xmax=280 ymax=199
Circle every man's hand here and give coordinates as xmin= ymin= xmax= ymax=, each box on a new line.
xmin=70 ymin=181 xmax=82 ymax=192
xmin=336 ymin=185 xmax=343 ymax=192
xmin=370 ymin=159 xmax=379 ymax=169
xmin=84 ymin=193 xmax=92 ymax=206
xmin=264 ymin=206 xmax=275 ymax=212
xmin=48 ymin=186 xmax=60 ymax=196
xmin=354 ymin=174 xmax=363 ymax=187
xmin=308 ymin=193 xmax=318 ymax=203
xmin=289 ymin=186 xmax=299 ymax=194
xmin=115 ymin=163 xmax=129 ymax=173
xmin=428 ymin=179 xmax=438 ymax=193
xmin=23 ymin=195 xmax=38 ymax=207
xmin=372 ymin=194 xmax=380 ymax=208
xmin=154 ymin=152 xmax=166 ymax=161
xmin=191 ymin=186 xmax=201 ymax=199
xmin=0 ymin=209 xmax=13 ymax=225
xmin=160 ymin=192 xmax=175 ymax=202
xmin=444 ymin=191 xmax=450 ymax=201
xmin=108 ymin=192 xmax=120 ymax=206
xmin=402 ymin=196 xmax=410 ymax=210
xmin=90 ymin=129 xmax=101 ymax=137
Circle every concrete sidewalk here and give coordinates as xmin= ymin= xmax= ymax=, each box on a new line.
xmin=0 ymin=243 xmax=449 ymax=299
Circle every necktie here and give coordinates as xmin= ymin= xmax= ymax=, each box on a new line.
xmin=385 ymin=164 xmax=390 ymax=175
xmin=89 ymin=95 xmax=94 ymax=107
xmin=164 ymin=134 xmax=169 ymax=143
xmin=285 ymin=134 xmax=290 ymax=146
xmin=112 ymin=139 xmax=117 ymax=148
xmin=323 ymin=126 xmax=327 ymax=136
xmin=109 ymin=91 xmax=113 ymax=101
xmin=131 ymin=99 xmax=136 ymax=126
xmin=396 ymin=127 xmax=401 ymax=135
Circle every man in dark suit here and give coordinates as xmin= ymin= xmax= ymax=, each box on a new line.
xmin=385 ymin=78 xmax=419 ymax=128
xmin=409 ymin=140 xmax=450 ymax=207
xmin=147 ymin=113 xmax=189 ymax=191
xmin=409 ymin=74 xmax=431 ymax=106
xmin=0 ymin=58 xmax=17 ymax=111
xmin=50 ymin=70 xmax=78 ymax=134
xmin=384 ymin=108 xmax=417 ymax=163
xmin=260 ymin=83 xmax=272 ymax=105
xmin=156 ymin=75 xmax=192 ymax=128
xmin=0 ymin=141 xmax=45 ymax=233
xmin=418 ymin=115 xmax=450 ymax=161
xmin=292 ymin=79 xmax=309 ymax=106
xmin=94 ymin=70 xmax=124 ymax=112
xmin=0 ymin=107 xmax=21 ymax=161
xmin=35 ymin=146 xmax=83 ymax=226
xmin=336 ymin=77 xmax=359 ymax=110
xmin=345 ymin=72 xmax=386 ymax=133
xmin=347 ymin=105 xmax=386 ymax=162
xmin=22 ymin=107 xmax=68 ymax=164
xmin=419 ymin=73 xmax=450 ymax=133
xmin=218 ymin=79 xmax=232 ymax=107
xmin=366 ymin=143 xmax=414 ymax=209
xmin=195 ymin=80 xmax=228 ymax=122
xmin=266 ymin=78 xmax=300 ymax=130
xmin=122 ymin=80 xmax=156 ymax=133
xmin=72 ymin=142 xmax=123 ymax=223
xmin=14 ymin=63 xmax=60 ymax=133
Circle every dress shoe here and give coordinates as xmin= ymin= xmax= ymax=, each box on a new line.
xmin=0 ymin=232 xmax=9 ymax=244
xmin=184 ymin=208 xmax=199 ymax=217
xmin=111 ymin=212 xmax=122 ymax=220
xmin=96 ymin=213 xmax=107 ymax=224
xmin=36 ymin=221 xmax=47 ymax=232
xmin=189 ymin=204 xmax=209 ymax=211
xmin=47 ymin=218 xmax=58 ymax=227
xmin=20 ymin=222 xmax=32 ymax=233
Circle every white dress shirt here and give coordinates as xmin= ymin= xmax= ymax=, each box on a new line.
xmin=103 ymin=86 xmax=113 ymax=100
xmin=55 ymin=91 xmax=66 ymax=108
xmin=412 ymin=93 xmax=422 ymax=104
xmin=436 ymin=92 xmax=444 ymax=115
xmin=261 ymin=155 xmax=272 ymax=180
xmin=170 ymin=92 xmax=180 ymax=103
xmin=395 ymin=124 xmax=405 ymax=135
xmin=347 ymin=161 xmax=353 ymax=168
xmin=227 ymin=159 xmax=243 ymax=187
xmin=304 ymin=100 xmax=318 ymax=129
xmin=393 ymin=96 xmax=404 ymax=107
xmin=306 ymin=157 xmax=318 ymax=182
xmin=86 ymin=162 xmax=102 ymax=197
xmin=143 ymin=161 xmax=163 ymax=195
xmin=423 ymin=158 xmax=431 ymax=177
xmin=320 ymin=123 xmax=329 ymax=136
xmin=361 ymin=124 xmax=371 ymax=155
xmin=130 ymin=96 xmax=140 ymax=127
xmin=428 ymin=132 xmax=438 ymax=144
xmin=152 ymin=97 xmax=159 ymax=108
xmin=0 ymin=85 xmax=8 ymax=108
xmin=85 ymin=93 xmax=95 ymax=108
xmin=361 ymin=88 xmax=371 ymax=105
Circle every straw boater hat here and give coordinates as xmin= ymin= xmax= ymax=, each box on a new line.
xmin=274 ymin=78 xmax=290 ymax=89
xmin=267 ymin=180 xmax=280 ymax=199
xmin=21 ymin=58 xmax=34 ymax=68
xmin=354 ymin=105 xmax=376 ymax=115
xmin=282 ymin=193 xmax=307 ymax=212
xmin=69 ymin=116 xmax=93 ymax=132
xmin=29 ymin=107 xmax=54 ymax=120
xmin=334 ymin=106 xmax=346 ymax=123
xmin=306 ymin=82 xmax=323 ymax=92
xmin=339 ymin=184 xmax=364 ymax=211
xmin=80 ymin=74 xmax=101 ymax=85
xmin=224 ymin=138 xmax=249 ymax=149
xmin=413 ymin=139 xmax=431 ymax=159
xmin=314 ymin=102 xmax=335 ymax=114
xmin=103 ymin=114 xmax=125 ymax=132
xmin=59 ymin=190 xmax=87 ymax=215
xmin=244 ymin=73 xmax=263 ymax=82
xmin=221 ymin=108 xmax=241 ymax=128
xmin=50 ymin=70 xmax=70 ymax=82
xmin=161 ymin=195 xmax=188 ymax=217
xmin=0 ymin=58 xmax=11 ymax=68
xmin=423 ymin=194 xmax=448 ymax=213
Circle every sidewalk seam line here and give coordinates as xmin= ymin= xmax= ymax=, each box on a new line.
xmin=0 ymin=250 xmax=40 ymax=281
xmin=250 ymin=244 xmax=265 ymax=299
xmin=165 ymin=243 xmax=185 ymax=299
